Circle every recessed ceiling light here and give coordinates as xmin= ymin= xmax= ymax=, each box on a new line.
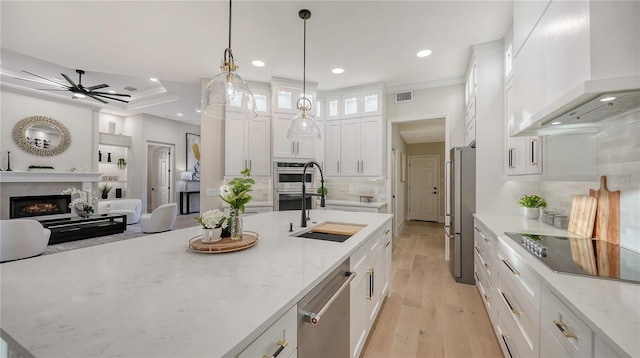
xmin=108 ymin=90 xmax=116 ymax=94
xmin=417 ymin=49 xmax=432 ymax=58
xmin=149 ymin=78 xmax=159 ymax=82
xmin=252 ymin=60 xmax=265 ymax=67
xmin=177 ymin=113 xmax=183 ymax=117
xmin=196 ymin=109 xmax=202 ymax=113
xmin=332 ymin=68 xmax=344 ymax=74
xmin=600 ymin=96 xmax=616 ymax=102
xmin=73 ymin=92 xmax=86 ymax=98
xmin=551 ymin=121 xmax=562 ymax=125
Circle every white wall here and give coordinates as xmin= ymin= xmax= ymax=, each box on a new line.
xmin=125 ymin=113 xmax=200 ymax=213
xmin=1 ymin=91 xmax=97 ymax=172
xmin=391 ymin=124 xmax=408 ymax=231
xmin=198 ymin=78 xmax=225 ymax=211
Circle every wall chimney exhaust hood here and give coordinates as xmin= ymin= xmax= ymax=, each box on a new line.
xmin=512 ymin=75 xmax=640 ymax=136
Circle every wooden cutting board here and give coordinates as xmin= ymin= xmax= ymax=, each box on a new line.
xmin=312 ymin=222 xmax=365 ymax=236
xmin=568 ymin=195 xmax=598 ymax=238
xmin=589 ymin=176 xmax=620 ymax=245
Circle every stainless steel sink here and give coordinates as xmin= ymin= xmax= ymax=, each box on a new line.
xmin=296 ymin=231 xmax=352 ymax=243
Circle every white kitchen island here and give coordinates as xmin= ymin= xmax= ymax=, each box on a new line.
xmin=1 ymin=210 xmax=392 ymax=357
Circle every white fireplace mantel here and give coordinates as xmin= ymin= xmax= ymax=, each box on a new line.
xmin=0 ymin=171 xmax=102 ymax=183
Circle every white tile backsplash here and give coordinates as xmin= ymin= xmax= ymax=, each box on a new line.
xmin=324 ymin=177 xmax=387 ymax=202
xmin=541 ymin=111 xmax=640 ymax=252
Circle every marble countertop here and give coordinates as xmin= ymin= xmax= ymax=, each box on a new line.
xmin=0 ymin=210 xmax=392 ymax=357
xmin=475 ymin=213 xmax=639 ymax=357
xmin=325 ymin=199 xmax=387 ymax=209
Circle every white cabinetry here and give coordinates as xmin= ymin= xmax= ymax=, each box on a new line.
xmin=323 ymin=120 xmax=341 ymax=177
xmin=225 ymin=116 xmax=271 ymax=176
xmin=512 ymin=0 xmax=639 ymax=134
xmin=474 ymin=221 xmax=498 ymax=323
xmin=340 ymin=116 xmax=383 ymax=177
xmin=465 ymin=59 xmax=477 ymax=146
xmin=540 ymin=286 xmax=593 ymax=358
xmin=272 ymin=115 xmax=316 ymax=159
xmin=238 ymin=305 xmax=297 ymax=358
xmin=350 ymin=220 xmax=392 ymax=358
xmin=504 ymin=33 xmax=542 ymax=177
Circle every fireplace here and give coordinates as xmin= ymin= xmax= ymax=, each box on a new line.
xmin=10 ymin=195 xmax=71 ymax=219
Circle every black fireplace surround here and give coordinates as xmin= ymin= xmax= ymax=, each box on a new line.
xmin=10 ymin=195 xmax=71 ymax=219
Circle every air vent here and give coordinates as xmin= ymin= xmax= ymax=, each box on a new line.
xmin=124 ymin=86 xmax=138 ymax=92
xmin=395 ymin=91 xmax=413 ymax=103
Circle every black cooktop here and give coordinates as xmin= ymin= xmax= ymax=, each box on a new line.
xmin=505 ymin=232 xmax=640 ymax=284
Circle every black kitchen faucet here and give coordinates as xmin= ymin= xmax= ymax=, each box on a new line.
xmin=301 ymin=161 xmax=326 ymax=227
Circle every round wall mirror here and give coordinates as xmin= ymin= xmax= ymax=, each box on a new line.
xmin=12 ymin=116 xmax=71 ymax=156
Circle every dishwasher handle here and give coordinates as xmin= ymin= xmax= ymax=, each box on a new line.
xmin=305 ymin=271 xmax=356 ymax=325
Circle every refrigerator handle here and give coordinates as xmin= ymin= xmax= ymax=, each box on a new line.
xmin=445 ymin=160 xmax=452 ymax=216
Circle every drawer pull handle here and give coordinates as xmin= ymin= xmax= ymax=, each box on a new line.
xmin=484 ymin=294 xmax=491 ymax=301
xmin=501 ymin=259 xmax=520 ymax=276
xmin=474 ymin=271 xmax=481 ymax=283
xmin=501 ymin=291 xmax=522 ymax=316
xmin=484 ymin=262 xmax=491 ymax=269
xmin=384 ymin=240 xmax=391 ymax=248
xmin=384 ymin=229 xmax=390 ymax=235
xmin=262 ymin=340 xmax=288 ymax=358
xmin=553 ymin=320 xmax=578 ymax=340
xmin=501 ymin=334 xmax=515 ymax=358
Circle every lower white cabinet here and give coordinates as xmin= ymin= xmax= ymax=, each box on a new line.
xmin=238 ymin=305 xmax=297 ymax=358
xmin=349 ymin=220 xmax=392 ymax=358
xmin=540 ymin=286 xmax=592 ymax=358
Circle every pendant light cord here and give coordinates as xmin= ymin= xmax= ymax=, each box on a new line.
xmin=302 ymin=17 xmax=306 ymax=101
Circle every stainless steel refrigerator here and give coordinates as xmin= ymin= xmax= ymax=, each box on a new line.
xmin=445 ymin=146 xmax=476 ymax=285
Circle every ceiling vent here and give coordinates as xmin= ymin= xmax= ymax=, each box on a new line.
xmin=124 ymin=86 xmax=138 ymax=92
xmin=395 ymin=91 xmax=413 ymax=103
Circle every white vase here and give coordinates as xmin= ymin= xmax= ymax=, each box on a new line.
xmin=201 ymin=228 xmax=222 ymax=243
xmin=521 ymin=207 xmax=540 ymax=219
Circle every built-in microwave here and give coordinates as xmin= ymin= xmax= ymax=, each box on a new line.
xmin=273 ymin=162 xmax=315 ymax=190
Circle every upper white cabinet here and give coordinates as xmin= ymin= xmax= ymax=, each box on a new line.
xmin=322 ymin=86 xmax=384 ymax=120
xmin=271 ymin=78 xmax=318 ymax=115
xmin=339 ymin=116 xmax=383 ymax=177
xmin=323 ymin=120 xmax=341 ymax=177
xmin=249 ymin=82 xmax=271 ymax=116
xmin=225 ymin=116 xmax=271 ymax=177
xmin=272 ymin=115 xmax=317 ymax=159
xmin=512 ymin=0 xmax=640 ymax=135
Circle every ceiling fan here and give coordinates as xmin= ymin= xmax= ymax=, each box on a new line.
xmin=18 ymin=69 xmax=132 ymax=104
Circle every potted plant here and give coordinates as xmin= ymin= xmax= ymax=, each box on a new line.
xmin=195 ymin=209 xmax=228 ymax=243
xmin=518 ymin=194 xmax=547 ymax=219
xmin=99 ymin=184 xmax=112 ymax=199
xmin=62 ymin=187 xmax=97 ymax=218
xmin=219 ymin=168 xmax=254 ymax=239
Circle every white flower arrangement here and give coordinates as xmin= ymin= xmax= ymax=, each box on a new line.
xmin=195 ymin=209 xmax=228 ymax=229
xmin=62 ymin=187 xmax=98 ymax=214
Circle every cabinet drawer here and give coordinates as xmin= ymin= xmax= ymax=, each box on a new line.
xmin=238 ymin=305 xmax=297 ymax=358
xmin=497 ymin=241 xmax=541 ymax=312
xmin=498 ymin=272 xmax=540 ymax=357
xmin=474 ymin=257 xmax=496 ymax=323
xmin=541 ymin=287 xmax=592 ymax=358
xmin=350 ymin=228 xmax=382 ymax=272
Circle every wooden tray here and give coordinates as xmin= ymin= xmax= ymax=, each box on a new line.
xmin=188 ymin=231 xmax=258 ymax=254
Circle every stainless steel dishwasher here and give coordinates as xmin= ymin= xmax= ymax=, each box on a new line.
xmin=298 ymin=258 xmax=355 ymax=358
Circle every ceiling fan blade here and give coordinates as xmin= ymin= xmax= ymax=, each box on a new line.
xmin=86 ymin=93 xmax=108 ymax=104
xmin=85 ymin=84 xmax=109 ymax=91
xmin=91 ymin=91 xmax=131 ymax=97
xmin=93 ymin=94 xmax=130 ymax=103
xmin=21 ymin=70 xmax=69 ymax=87
xmin=38 ymin=88 xmax=72 ymax=91
xmin=14 ymin=77 xmax=68 ymax=88
xmin=61 ymin=73 xmax=81 ymax=91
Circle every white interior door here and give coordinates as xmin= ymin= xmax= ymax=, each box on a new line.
xmin=408 ymin=155 xmax=439 ymax=222
xmin=151 ymin=147 xmax=170 ymax=210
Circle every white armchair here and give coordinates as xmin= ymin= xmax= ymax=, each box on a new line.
xmin=1 ymin=219 xmax=51 ymax=262
xmin=108 ymin=199 xmax=142 ymax=224
xmin=139 ymin=203 xmax=178 ymax=233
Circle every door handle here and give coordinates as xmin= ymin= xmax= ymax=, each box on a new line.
xmin=304 ymin=272 xmax=356 ymax=325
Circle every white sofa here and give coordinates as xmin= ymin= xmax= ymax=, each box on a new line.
xmin=139 ymin=203 xmax=178 ymax=233
xmin=1 ymin=219 xmax=51 ymax=262
xmin=107 ymin=199 xmax=142 ymax=224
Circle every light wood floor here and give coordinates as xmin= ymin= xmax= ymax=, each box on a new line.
xmin=361 ymin=220 xmax=503 ymax=358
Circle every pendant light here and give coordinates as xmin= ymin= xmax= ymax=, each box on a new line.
xmin=287 ymin=9 xmax=321 ymax=140
xmin=201 ymin=0 xmax=257 ymax=120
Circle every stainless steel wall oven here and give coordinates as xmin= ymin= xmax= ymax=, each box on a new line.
xmin=274 ymin=162 xmax=316 ymax=211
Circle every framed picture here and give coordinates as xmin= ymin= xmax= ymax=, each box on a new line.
xmin=186 ymin=133 xmax=201 ymax=181
xmin=401 ymin=152 xmax=407 ymax=182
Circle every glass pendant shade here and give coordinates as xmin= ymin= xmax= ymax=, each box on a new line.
xmin=201 ymin=70 xmax=257 ymax=120
xmin=287 ymin=106 xmax=321 ymax=139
